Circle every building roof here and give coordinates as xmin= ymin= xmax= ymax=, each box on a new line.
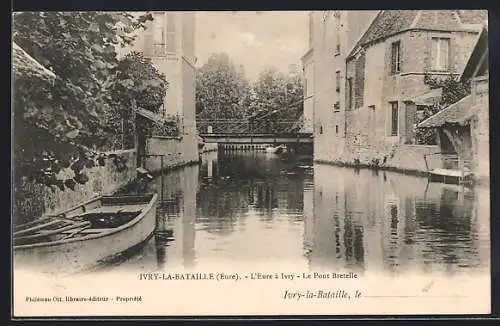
xmin=300 ymin=48 xmax=314 ymax=62
xmin=457 ymin=10 xmax=488 ymax=24
xmin=417 ymin=95 xmax=475 ymax=128
xmin=12 ymin=42 xmax=56 ymax=82
xmin=348 ymin=10 xmax=487 ymax=59
xmin=135 ymin=107 xmax=179 ymax=126
xmin=357 ymin=10 xmax=418 ymax=47
xmin=410 ymin=88 xmax=442 ymax=106
xmin=135 ymin=107 xmax=165 ymax=123
xmin=460 ymin=25 xmax=488 ymax=81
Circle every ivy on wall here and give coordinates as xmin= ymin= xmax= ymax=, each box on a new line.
xmin=415 ymin=73 xmax=471 ymax=145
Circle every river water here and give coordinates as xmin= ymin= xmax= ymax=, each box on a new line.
xmin=106 ymin=150 xmax=490 ymax=276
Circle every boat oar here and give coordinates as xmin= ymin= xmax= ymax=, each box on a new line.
xmin=14 ymin=215 xmax=57 ymax=232
xmin=13 ymin=219 xmax=63 ymax=238
xmin=60 ymin=224 xmax=92 ymax=240
xmin=14 ymin=221 xmax=92 ymax=242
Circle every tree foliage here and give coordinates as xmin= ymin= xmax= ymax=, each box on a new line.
xmin=110 ymin=51 xmax=169 ymax=149
xmin=12 ymin=11 xmax=160 ymax=190
xmin=196 ymin=52 xmax=250 ymax=121
xmin=247 ymin=67 xmax=304 ymax=133
xmin=195 ymin=53 xmax=304 ymax=134
xmin=415 ymin=74 xmax=471 ymax=144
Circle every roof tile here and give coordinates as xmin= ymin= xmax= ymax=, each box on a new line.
xmin=358 ymin=10 xmax=418 ymax=46
xmin=417 ymin=95 xmax=475 ymax=128
xmin=12 ymin=42 xmax=56 ymax=81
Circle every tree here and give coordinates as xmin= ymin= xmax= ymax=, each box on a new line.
xmin=110 ymin=51 xmax=169 ymax=163
xmin=415 ymin=74 xmax=471 ymax=144
xmin=248 ymin=67 xmax=304 ymax=133
xmin=196 ymin=53 xmax=250 ymax=132
xmin=12 ymin=11 xmax=153 ymax=189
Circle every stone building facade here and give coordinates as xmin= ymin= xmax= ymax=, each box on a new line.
xmin=464 ymin=26 xmax=489 ymax=184
xmin=308 ymin=10 xmax=488 ymax=173
xmin=123 ymin=11 xmax=199 ymax=165
xmin=303 ymin=10 xmax=377 ymax=162
xmin=418 ymin=25 xmax=489 ymax=184
xmin=301 ymin=47 xmax=314 ymax=134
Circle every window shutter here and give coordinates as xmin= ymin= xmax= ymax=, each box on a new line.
xmin=431 ymin=38 xmax=438 ymax=70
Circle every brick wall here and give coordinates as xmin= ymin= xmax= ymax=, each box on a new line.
xmin=14 ymin=149 xmax=137 ymax=224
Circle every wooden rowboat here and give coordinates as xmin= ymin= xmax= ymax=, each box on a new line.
xmin=13 ymin=193 xmax=158 ymax=274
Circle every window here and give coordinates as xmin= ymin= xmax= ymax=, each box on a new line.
xmin=335 ymin=71 xmax=341 ymax=92
xmin=319 ymin=125 xmax=323 ymax=134
xmin=346 ymin=77 xmax=353 ymax=110
xmin=333 ymin=101 xmax=340 ymax=112
xmin=389 ymin=102 xmax=399 ymax=136
xmin=153 ymin=14 xmax=164 ymax=44
xmin=152 ymin=14 xmax=165 ymax=55
xmin=166 ymin=13 xmax=176 ymax=53
xmin=391 ymin=41 xmax=401 ymax=74
xmin=304 ymin=79 xmax=308 ymax=96
xmin=432 ymin=37 xmax=450 ymax=71
xmin=335 ymin=14 xmax=341 ymax=55
xmin=335 ymin=125 xmax=339 ymax=135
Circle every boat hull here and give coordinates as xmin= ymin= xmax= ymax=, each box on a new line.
xmin=14 ymin=195 xmax=157 ymax=275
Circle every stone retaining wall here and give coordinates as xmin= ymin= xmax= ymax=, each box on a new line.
xmin=14 ymin=149 xmax=137 ymax=224
xmin=145 ymin=136 xmax=199 ymax=172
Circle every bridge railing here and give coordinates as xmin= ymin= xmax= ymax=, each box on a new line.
xmin=197 ymin=119 xmax=304 ymax=135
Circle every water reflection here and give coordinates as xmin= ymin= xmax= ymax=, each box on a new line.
xmin=308 ymin=165 xmax=489 ymax=275
xmin=109 ymin=151 xmax=489 ymax=276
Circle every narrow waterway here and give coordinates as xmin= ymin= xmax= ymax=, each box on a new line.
xmin=105 ymin=150 xmax=490 ymax=276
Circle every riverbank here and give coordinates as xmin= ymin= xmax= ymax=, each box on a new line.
xmin=13 ymin=149 xmax=138 ymax=225
xmin=13 ymin=143 xmax=201 ymax=225
xmin=314 ymin=159 xmax=490 ymax=188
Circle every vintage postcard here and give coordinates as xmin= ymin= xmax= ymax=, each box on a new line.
xmin=12 ymin=10 xmax=490 ymax=317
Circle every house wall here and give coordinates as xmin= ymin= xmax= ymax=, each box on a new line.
xmin=471 ymin=76 xmax=489 ymax=183
xmin=302 ymin=51 xmax=314 ymax=133
xmin=150 ymin=56 xmax=184 ymax=118
xmin=311 ymin=11 xmax=377 ymax=163
xmin=145 ymin=136 xmax=189 ymax=172
xmin=311 ymin=12 xmax=336 ymax=162
xmin=337 ymin=24 xmax=480 ymax=172
xmin=181 ymin=55 xmax=199 ymax=163
xmin=131 ymin=11 xmax=199 ymax=164
xmin=14 ymin=149 xmax=137 ymax=225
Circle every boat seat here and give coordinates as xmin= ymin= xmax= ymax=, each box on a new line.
xmin=60 ymin=228 xmax=111 ymax=235
xmin=84 ymin=204 xmax=145 ymax=215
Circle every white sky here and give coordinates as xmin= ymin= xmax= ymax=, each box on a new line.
xmin=195 ymin=11 xmax=309 ymax=80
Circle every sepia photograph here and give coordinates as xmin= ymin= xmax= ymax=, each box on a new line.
xmin=11 ymin=9 xmax=490 ymax=317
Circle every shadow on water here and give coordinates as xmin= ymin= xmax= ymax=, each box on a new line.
xmin=96 ymin=150 xmax=488 ymax=277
